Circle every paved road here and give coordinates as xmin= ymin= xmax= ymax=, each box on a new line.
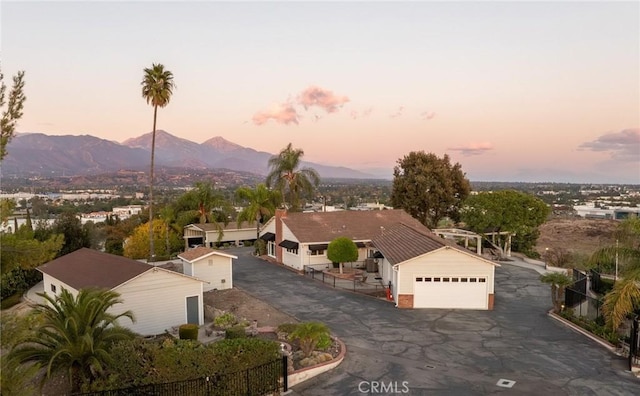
xmin=228 ymin=248 xmax=639 ymax=395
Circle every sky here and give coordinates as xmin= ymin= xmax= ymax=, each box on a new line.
xmin=2 ymin=0 xmax=639 ymax=183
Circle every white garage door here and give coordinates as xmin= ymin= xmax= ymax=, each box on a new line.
xmin=413 ymin=276 xmax=488 ymax=309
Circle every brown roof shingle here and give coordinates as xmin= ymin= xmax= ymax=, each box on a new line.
xmin=37 ymin=248 xmax=152 ymax=290
xmin=178 ymin=246 xmax=216 ymax=262
xmin=281 ymin=209 xmax=426 ymax=243
xmin=370 ymin=223 xmax=447 ymax=264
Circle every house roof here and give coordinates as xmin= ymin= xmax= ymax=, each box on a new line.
xmin=178 ymin=246 xmax=237 ymax=262
xmin=186 ymin=221 xmax=258 ymax=232
xmin=371 ymin=223 xmax=447 ymax=264
xmin=280 ymin=209 xmax=426 ymax=243
xmin=38 ymin=248 xmax=153 ymax=290
xmin=372 ymin=223 xmax=501 ymax=266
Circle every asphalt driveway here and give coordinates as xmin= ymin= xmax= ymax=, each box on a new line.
xmin=228 ymin=248 xmax=639 ymax=395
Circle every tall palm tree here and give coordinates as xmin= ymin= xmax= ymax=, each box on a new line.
xmin=265 ymin=143 xmax=320 ymax=211
xmin=141 ymin=63 xmax=175 ymax=262
xmin=9 ymin=288 xmax=135 ymax=392
xmin=235 ymin=183 xmax=281 ymax=241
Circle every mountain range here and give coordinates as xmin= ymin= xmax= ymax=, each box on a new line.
xmin=1 ymin=131 xmax=379 ymax=179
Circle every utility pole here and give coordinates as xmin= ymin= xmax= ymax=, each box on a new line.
xmin=615 ymin=239 xmax=619 ymax=282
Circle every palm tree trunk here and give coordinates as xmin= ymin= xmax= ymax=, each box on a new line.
xmin=148 ymin=105 xmax=157 ymax=262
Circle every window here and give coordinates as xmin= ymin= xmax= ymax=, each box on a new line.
xmin=451 ymin=278 xmax=459 ymax=282
xmin=310 ymin=249 xmax=324 ymax=256
xmin=286 ymin=248 xmax=299 ymax=255
xmin=51 ymin=284 xmax=56 ymax=293
xmin=416 ymin=277 xmax=423 ymax=282
xmin=479 ymin=278 xmax=486 ymax=283
xmin=461 ymin=278 xmax=468 ymax=282
xmin=443 ymin=277 xmax=450 ymax=282
xmin=470 ymin=278 xmax=477 ymax=282
xmin=434 ymin=277 xmax=441 ymax=282
xmin=425 ymin=277 xmax=432 ymax=282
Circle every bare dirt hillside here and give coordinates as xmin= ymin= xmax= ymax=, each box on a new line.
xmin=535 ymin=218 xmax=619 ymax=257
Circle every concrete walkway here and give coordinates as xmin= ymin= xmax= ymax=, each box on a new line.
xmin=227 ymin=247 xmax=639 ymax=395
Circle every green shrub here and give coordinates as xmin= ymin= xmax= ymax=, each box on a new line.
xmin=178 ymin=323 xmax=199 ymax=340
xmin=276 ymin=322 xmax=299 ymax=335
xmin=210 ymin=338 xmax=280 ymax=373
xmin=254 ymin=239 xmax=266 ymax=255
xmin=214 ymin=312 xmax=236 ymax=328
xmin=225 ymin=325 xmax=247 ymax=339
xmin=316 ymin=333 xmax=332 ymax=351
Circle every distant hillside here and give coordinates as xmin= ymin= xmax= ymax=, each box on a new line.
xmin=3 ymin=131 xmax=376 ymax=179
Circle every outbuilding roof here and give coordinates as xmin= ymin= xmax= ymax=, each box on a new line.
xmin=37 ymin=248 xmax=152 ymax=290
xmin=178 ymin=246 xmax=237 ymax=262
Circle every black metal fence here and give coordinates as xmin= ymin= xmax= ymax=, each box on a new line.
xmin=76 ymin=356 xmax=287 ymax=396
xmin=565 ymin=270 xmax=603 ymax=320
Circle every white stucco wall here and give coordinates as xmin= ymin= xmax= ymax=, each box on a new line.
xmin=113 ymin=269 xmax=204 ymax=335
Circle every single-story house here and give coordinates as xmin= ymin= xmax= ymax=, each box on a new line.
xmin=258 ymin=209 xmax=427 ymax=271
xmin=183 ymin=221 xmax=258 ymax=249
xmin=372 ymin=223 xmax=500 ymax=310
xmin=37 ymin=248 xmax=205 ymax=335
xmin=178 ymin=247 xmax=236 ymax=292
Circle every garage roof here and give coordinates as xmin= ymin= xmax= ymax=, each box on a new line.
xmin=371 ymin=224 xmax=446 ymax=264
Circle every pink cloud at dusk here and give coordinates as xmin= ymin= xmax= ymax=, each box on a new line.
xmin=252 ymin=102 xmax=299 ymax=125
xmin=448 ymin=142 xmax=494 ymax=156
xmin=297 ymin=86 xmax=349 ymax=113
xmin=350 ymin=107 xmax=373 ymax=120
xmin=390 ymin=106 xmax=405 ymax=119
xmin=578 ymin=128 xmax=640 ymax=161
xmin=421 ymin=111 xmax=435 ymax=120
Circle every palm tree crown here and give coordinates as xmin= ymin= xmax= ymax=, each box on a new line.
xmin=236 ymin=183 xmax=281 ymax=240
xmin=265 ymin=143 xmax=320 ymax=211
xmin=141 ymin=63 xmax=175 ymax=261
xmin=9 ymin=288 xmax=135 ymax=392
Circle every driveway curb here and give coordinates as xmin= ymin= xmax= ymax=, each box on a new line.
xmin=547 ymin=310 xmax=617 ymax=353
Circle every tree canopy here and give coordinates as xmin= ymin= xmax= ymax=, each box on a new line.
xmin=390 ymin=151 xmax=470 ymax=228
xmin=0 ymin=65 xmax=26 ymax=161
xmin=593 ymin=218 xmax=640 ymax=330
xmin=461 ymin=190 xmax=549 ymax=256
xmin=9 ymin=288 xmax=135 ymax=392
xmin=327 ymin=237 xmax=358 ymax=274
xmin=236 ymin=183 xmax=281 ymax=241
xmin=123 ymin=219 xmax=180 ymax=260
xmin=266 ymin=143 xmax=320 ymax=211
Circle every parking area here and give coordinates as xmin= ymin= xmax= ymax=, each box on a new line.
xmin=229 ymin=248 xmax=639 ymax=395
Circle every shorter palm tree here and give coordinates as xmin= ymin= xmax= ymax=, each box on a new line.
xmin=290 ymin=321 xmax=330 ymax=358
xmin=540 ymin=272 xmax=574 ymax=313
xmin=9 ymin=288 xmax=135 ymax=392
xmin=235 ymin=183 xmax=281 ymax=241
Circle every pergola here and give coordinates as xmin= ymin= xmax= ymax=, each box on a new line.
xmin=433 ymin=228 xmax=483 ymax=255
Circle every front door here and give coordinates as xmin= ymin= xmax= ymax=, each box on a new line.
xmin=186 ymin=295 xmax=199 ymax=325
